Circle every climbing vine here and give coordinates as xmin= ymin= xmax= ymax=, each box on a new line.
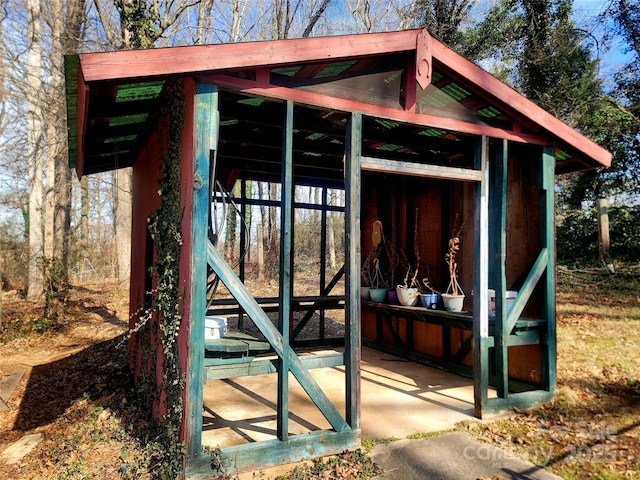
xmin=131 ymin=80 xmax=186 ymax=479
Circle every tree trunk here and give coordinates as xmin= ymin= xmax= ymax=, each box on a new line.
xmin=328 ymin=190 xmax=337 ymax=270
xmin=80 ymin=176 xmax=89 ymax=248
xmin=597 ymin=198 xmax=610 ymax=260
xmin=244 ymin=180 xmax=252 ymax=262
xmin=27 ymin=0 xmax=44 ymax=301
xmin=225 ymin=182 xmax=239 ymax=262
xmin=114 ymin=168 xmax=132 ymax=286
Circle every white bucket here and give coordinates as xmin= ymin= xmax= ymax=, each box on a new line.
xmin=488 ymin=289 xmax=518 ymax=319
xmin=205 ymin=316 xmax=227 ymax=339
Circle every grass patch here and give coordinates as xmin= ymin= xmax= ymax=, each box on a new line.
xmin=459 ymin=266 xmax=640 ymax=479
xmin=360 ymin=436 xmax=400 ymax=453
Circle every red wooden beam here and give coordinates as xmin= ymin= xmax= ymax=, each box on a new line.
xmin=431 ymin=41 xmax=612 ymax=167
xmin=205 ymin=74 xmax=551 ymax=146
xmin=79 ymin=30 xmax=426 ymax=83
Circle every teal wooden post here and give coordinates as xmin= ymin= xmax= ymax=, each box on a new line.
xmin=472 ymin=136 xmax=490 ymax=418
xmin=278 ymin=101 xmax=294 ymax=440
xmin=493 ymin=139 xmax=508 ymax=398
xmin=187 ymin=82 xmax=217 ymax=457
xmin=540 ymin=146 xmax=556 ymax=393
xmin=345 ymin=112 xmax=361 ymax=429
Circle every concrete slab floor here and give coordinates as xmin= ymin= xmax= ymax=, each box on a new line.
xmin=202 ymin=346 xmax=496 ymax=450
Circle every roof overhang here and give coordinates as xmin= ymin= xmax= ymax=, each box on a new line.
xmin=65 ymin=29 xmax=611 ymax=178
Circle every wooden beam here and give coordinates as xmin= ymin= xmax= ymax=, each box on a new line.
xmin=186 ymin=83 xmax=217 ymax=458
xmin=482 ymin=390 xmax=555 ymax=416
xmin=345 ymin=112 xmax=362 ymax=429
xmin=361 ymin=156 xmax=483 ymax=182
xmin=540 ymin=146 xmax=557 ymax=394
xmin=493 ymin=139 xmax=508 ymax=399
xmin=207 ymin=242 xmax=348 ymax=433
xmin=472 ymin=136 xmax=490 ymax=418
xmin=208 ymin=74 xmax=552 ymax=147
xmin=277 ymin=101 xmax=294 ymax=441
xmin=187 ymin=430 xmax=359 ymax=476
xmin=204 ymin=353 xmax=345 ymax=381
xmin=79 ymin=30 xmax=426 ymax=82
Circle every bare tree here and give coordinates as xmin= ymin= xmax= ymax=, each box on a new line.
xmin=26 ymin=0 xmax=44 ymax=300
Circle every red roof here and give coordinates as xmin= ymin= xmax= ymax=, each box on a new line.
xmin=65 ymin=29 xmax=611 ymax=177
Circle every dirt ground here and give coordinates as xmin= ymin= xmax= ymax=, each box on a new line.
xmin=1 ymin=275 xmax=639 ymax=479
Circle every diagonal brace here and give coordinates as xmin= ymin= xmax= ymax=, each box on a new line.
xmin=506 ymin=248 xmax=548 ymax=333
xmin=207 ymin=241 xmax=349 ymax=433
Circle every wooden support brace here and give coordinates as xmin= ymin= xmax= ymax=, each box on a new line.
xmin=207 ymin=242 xmax=348 ymax=433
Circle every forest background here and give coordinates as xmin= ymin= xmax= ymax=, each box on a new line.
xmin=0 ymin=0 xmax=639 ymax=304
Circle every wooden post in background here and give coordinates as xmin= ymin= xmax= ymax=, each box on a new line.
xmin=597 ymin=198 xmax=610 ymax=260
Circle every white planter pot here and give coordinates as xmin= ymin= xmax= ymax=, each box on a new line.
xmin=361 ymin=286 xmax=370 ymax=300
xmin=442 ymin=294 xmax=465 ymax=312
xmin=396 ymin=285 xmax=419 ymax=306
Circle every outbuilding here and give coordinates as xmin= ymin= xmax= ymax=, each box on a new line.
xmin=65 ymin=29 xmax=611 ymax=477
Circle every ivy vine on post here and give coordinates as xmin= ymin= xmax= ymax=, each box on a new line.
xmin=132 ymin=80 xmax=186 ymax=479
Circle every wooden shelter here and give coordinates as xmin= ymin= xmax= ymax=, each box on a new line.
xmin=65 ymin=29 xmax=611 ymax=476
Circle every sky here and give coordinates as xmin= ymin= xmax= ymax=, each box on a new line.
xmin=572 ymin=0 xmax=634 ymax=75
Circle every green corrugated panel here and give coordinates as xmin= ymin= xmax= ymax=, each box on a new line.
xmin=418 ymin=94 xmax=449 ymax=108
xmin=314 ymin=61 xmax=357 ymax=78
xmin=555 ymin=150 xmax=570 ymax=161
xmin=220 ymin=119 xmax=239 ymax=126
xmin=238 ymin=97 xmax=265 ymax=106
xmin=418 ymin=128 xmax=445 ymax=137
xmin=115 ymin=81 xmax=164 ymax=102
xmin=104 ymin=134 xmax=137 ymax=144
xmin=99 ymin=149 xmax=130 ymax=157
xmin=384 ymin=71 xmax=402 ymax=84
xmin=432 ymin=70 xmax=444 ymax=83
xmin=376 ymin=143 xmax=403 ymax=152
xmin=272 ymin=66 xmax=302 ymax=77
xmin=303 ymin=151 xmax=322 ymax=156
xmin=441 ymin=82 xmax=471 ymax=101
xmin=330 ymin=139 xmax=343 ymax=144
xmin=306 ymin=132 xmax=324 ymax=140
xmin=375 ymin=119 xmax=399 ymax=129
xmin=109 ymin=113 xmax=148 ymax=127
xmin=476 ymin=106 xmax=502 ymax=118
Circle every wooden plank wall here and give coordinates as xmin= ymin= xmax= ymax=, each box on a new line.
xmin=360 ymin=147 xmax=547 ymax=386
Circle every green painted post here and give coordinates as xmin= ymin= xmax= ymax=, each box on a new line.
xmin=187 ymin=82 xmax=217 ymax=458
xmin=345 ymin=112 xmax=361 ymax=429
xmin=540 ymin=146 xmax=556 ymax=393
xmin=278 ymin=101 xmax=294 ymax=441
xmin=493 ymin=139 xmax=508 ymax=398
xmin=473 ymin=136 xmax=490 ymax=417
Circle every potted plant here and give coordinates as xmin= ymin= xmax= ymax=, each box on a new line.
xmin=396 ymin=209 xmax=421 ymax=306
xmin=420 ymin=268 xmax=441 ymax=309
xmin=386 ymin=242 xmax=400 ymax=304
xmin=368 ymin=219 xmax=388 ymax=302
xmin=442 ymin=226 xmax=465 ymax=312
xmin=361 ymin=248 xmax=373 ymax=301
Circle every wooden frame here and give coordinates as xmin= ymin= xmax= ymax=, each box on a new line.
xmin=64 ymin=28 xmax=612 ymax=476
